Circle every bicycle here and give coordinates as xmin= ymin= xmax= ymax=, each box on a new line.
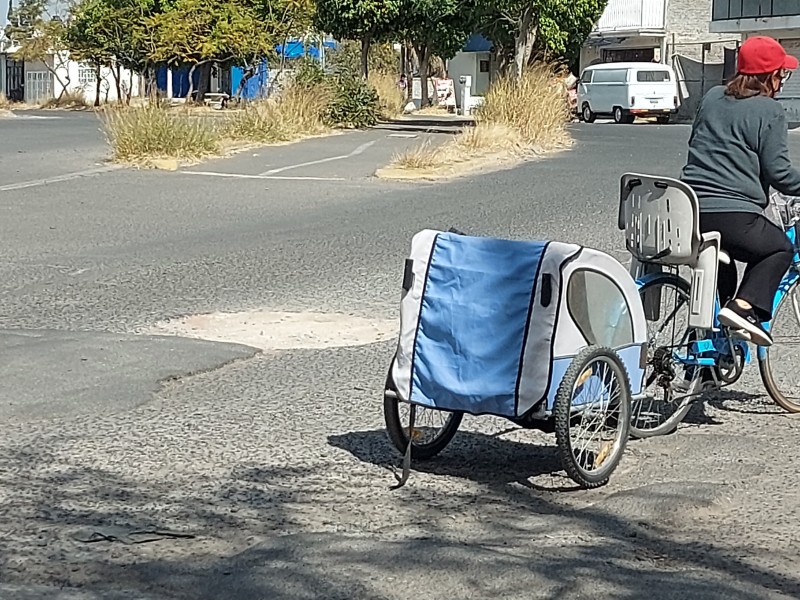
xmin=619 ymin=174 xmax=800 ymax=439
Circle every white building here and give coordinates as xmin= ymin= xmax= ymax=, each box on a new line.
xmin=709 ymin=0 xmax=800 ymax=122
xmin=1 ymin=0 xmax=140 ymax=105
xmin=581 ymin=0 xmax=669 ymax=69
xmin=581 ymin=0 xmax=741 ymax=119
xmin=582 ymin=0 xmax=740 ymax=71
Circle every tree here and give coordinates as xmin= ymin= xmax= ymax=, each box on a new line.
xmin=539 ymin=0 xmax=605 ymax=70
xmin=150 ymin=0 xmax=274 ymax=100
xmin=402 ymin=0 xmax=476 ymax=107
xmin=6 ymin=0 xmax=74 ymax=102
xmin=67 ymin=0 xmax=163 ymax=100
xmin=478 ymin=0 xmax=607 ymax=77
xmin=66 ymin=0 xmax=115 ymax=105
xmin=314 ymin=0 xmax=402 ymax=78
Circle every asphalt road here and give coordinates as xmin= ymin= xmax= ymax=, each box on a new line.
xmin=2 ymin=115 xmax=800 ymax=599
xmin=0 ymin=111 xmax=110 ymax=187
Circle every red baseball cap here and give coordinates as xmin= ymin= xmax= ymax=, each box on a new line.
xmin=738 ymin=36 xmax=799 ymax=75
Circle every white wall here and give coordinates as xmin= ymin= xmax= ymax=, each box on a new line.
xmin=52 ymin=52 xmax=141 ymax=103
xmin=594 ymin=0 xmax=666 ymax=33
xmin=448 ymin=51 xmax=491 ymax=107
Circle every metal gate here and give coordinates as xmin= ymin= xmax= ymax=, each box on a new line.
xmin=25 ymin=70 xmax=53 ymax=104
xmin=5 ymin=59 xmax=24 ymax=101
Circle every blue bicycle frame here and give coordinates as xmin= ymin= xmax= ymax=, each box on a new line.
xmin=635 ymin=219 xmax=800 ymax=372
xmin=759 ymin=222 xmax=800 ymax=361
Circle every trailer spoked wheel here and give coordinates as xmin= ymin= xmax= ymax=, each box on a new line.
xmin=554 ymin=346 xmax=631 ymax=488
xmin=383 ymin=359 xmax=463 ymax=460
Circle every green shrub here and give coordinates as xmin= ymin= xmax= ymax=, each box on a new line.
xmin=293 ymin=58 xmax=327 ymax=88
xmin=325 ymin=72 xmax=379 ymax=128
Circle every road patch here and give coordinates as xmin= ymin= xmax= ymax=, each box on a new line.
xmin=145 ymin=310 xmax=397 ymax=351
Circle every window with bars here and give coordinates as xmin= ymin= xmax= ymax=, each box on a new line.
xmin=78 ymin=65 xmax=97 ymax=85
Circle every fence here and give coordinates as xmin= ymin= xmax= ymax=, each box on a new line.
xmin=25 ymin=70 xmax=54 ymax=104
xmin=668 ymin=39 xmax=739 ymax=121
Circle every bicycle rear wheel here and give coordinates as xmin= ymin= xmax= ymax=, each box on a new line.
xmin=631 ymin=274 xmax=703 ymax=438
xmin=759 ymin=279 xmax=800 ymax=413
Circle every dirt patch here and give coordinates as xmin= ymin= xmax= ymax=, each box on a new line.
xmin=145 ymin=310 xmax=398 ymax=351
xmin=376 ymin=151 xmax=525 ymax=181
xmin=0 ymin=109 xmax=16 ymax=119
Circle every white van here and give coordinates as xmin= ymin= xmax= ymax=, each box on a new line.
xmin=577 ymin=62 xmax=679 ymax=124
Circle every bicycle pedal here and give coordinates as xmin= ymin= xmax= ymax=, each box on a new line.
xmin=726 ymin=327 xmax=752 ymax=342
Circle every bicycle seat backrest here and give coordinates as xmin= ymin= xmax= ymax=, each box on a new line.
xmin=618 ymin=173 xmax=701 ymax=267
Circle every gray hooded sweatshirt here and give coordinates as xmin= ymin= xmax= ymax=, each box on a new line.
xmin=680 ymin=85 xmax=800 ymax=214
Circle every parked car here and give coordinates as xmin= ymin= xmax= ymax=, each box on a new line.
xmin=577 ymin=62 xmax=679 ymax=124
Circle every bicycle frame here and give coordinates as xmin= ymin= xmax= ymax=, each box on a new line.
xmin=636 ymin=269 xmax=751 ymax=371
xmin=636 ymin=214 xmax=800 ymax=371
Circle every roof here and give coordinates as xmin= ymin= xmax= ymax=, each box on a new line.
xmin=584 ymin=61 xmax=674 ymax=70
xmin=462 ymin=34 xmax=492 ymax=53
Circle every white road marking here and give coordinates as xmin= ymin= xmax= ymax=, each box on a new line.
xmin=258 ymin=140 xmax=377 ymax=176
xmin=0 ymin=165 xmax=121 ymax=192
xmin=183 ymin=171 xmax=346 ymax=181
xmin=387 ymin=133 xmax=418 ymax=138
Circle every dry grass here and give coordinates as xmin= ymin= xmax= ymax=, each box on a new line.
xmin=101 ymin=103 xmax=221 ymax=163
xmin=381 ymin=63 xmax=571 ymax=179
xmin=475 ymin=64 xmax=571 ymax=150
xmin=101 ymin=83 xmax=334 ymax=165
xmin=384 ymin=124 xmax=526 ymax=179
xmin=0 ymin=93 xmax=10 ymax=109
xmin=42 ymin=90 xmax=91 ymax=109
xmin=416 ymin=105 xmax=449 ymax=115
xmin=224 ymin=83 xmax=330 ymax=143
xmin=368 ymin=72 xmax=404 ymax=119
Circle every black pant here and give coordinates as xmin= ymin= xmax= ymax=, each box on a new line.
xmin=699 ymin=212 xmax=793 ymax=321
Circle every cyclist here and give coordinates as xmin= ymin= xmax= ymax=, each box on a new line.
xmin=681 ymin=36 xmax=800 ymax=346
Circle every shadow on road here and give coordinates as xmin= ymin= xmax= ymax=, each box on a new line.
xmin=328 ymin=428 xmax=570 ymax=489
xmin=1 ymin=429 xmax=799 ymax=599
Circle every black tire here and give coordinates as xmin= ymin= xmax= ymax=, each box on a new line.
xmin=631 ymin=275 xmax=699 ymax=438
xmin=383 ymin=360 xmax=463 ymax=459
xmin=656 ymin=115 xmax=670 ymax=124
xmin=759 ymin=280 xmax=800 ymax=413
xmin=582 ymin=103 xmax=596 ymax=123
xmin=613 ymin=107 xmax=628 ymax=124
xmin=554 ymin=346 xmax=631 ymax=489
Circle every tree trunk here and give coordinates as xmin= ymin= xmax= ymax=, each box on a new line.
xmin=186 ymin=63 xmax=197 ymax=101
xmin=46 ymin=53 xmax=70 ymax=103
xmin=235 ymin=62 xmax=255 ymax=101
xmin=360 ymin=34 xmax=372 ymax=79
xmin=147 ymin=66 xmax=158 ymax=100
xmin=112 ymin=62 xmax=122 ymax=104
xmin=94 ymin=62 xmax=101 ymax=107
xmin=196 ymin=62 xmax=212 ymax=101
xmin=415 ymin=44 xmax=430 ymax=108
xmin=127 ymin=71 xmax=134 ymax=105
xmin=514 ymin=6 xmax=538 ymax=79
xmin=405 ymin=41 xmax=414 ymax=101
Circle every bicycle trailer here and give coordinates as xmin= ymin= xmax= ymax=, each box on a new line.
xmin=384 ymin=229 xmax=649 ymax=489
